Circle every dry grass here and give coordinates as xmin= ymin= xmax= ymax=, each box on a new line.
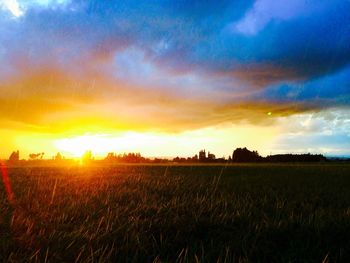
xmin=1 ymin=164 xmax=350 ymax=262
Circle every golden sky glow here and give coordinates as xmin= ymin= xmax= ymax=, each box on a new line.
xmin=3 ymin=124 xmax=279 ymax=159
xmin=1 ymin=0 xmax=350 ymax=159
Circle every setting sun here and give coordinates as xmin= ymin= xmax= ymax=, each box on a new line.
xmin=54 ymin=135 xmax=106 ymax=157
xmin=53 ymin=132 xmax=176 ymax=158
xmin=53 ymin=133 xmax=150 ymax=158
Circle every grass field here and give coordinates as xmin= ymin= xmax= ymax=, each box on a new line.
xmin=1 ymin=164 xmax=350 ymax=262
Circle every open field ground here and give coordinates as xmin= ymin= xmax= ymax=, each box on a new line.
xmin=1 ymin=164 xmax=350 ymax=262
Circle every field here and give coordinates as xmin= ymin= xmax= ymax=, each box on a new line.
xmin=1 ymin=164 xmax=350 ymax=262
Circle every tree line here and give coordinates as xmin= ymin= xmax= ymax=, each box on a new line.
xmin=4 ymin=147 xmax=331 ymax=165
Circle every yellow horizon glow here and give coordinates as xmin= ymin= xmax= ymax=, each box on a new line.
xmin=0 ymin=123 xmax=280 ymax=160
xmin=4 ymin=123 xmax=278 ymax=159
xmin=53 ymin=133 xmax=167 ymax=158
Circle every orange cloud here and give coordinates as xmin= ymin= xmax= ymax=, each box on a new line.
xmin=0 ymin=61 xmax=321 ymax=136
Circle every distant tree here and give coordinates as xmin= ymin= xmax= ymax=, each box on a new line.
xmin=207 ymin=152 xmax=216 ymax=161
xmin=105 ymin=152 xmax=116 ymax=161
xmin=173 ymin=156 xmax=180 ymax=162
xmin=197 ymin=150 xmax=220 ymax=163
xmin=103 ymin=152 xmax=151 ymax=163
xmin=232 ymin=147 xmax=262 ymax=162
xmin=122 ymin=152 xmax=146 ymax=163
xmin=216 ymin=157 xmax=226 ymax=163
xmin=152 ymin=158 xmax=168 ymax=163
xmin=29 ymin=152 xmax=44 ymax=160
xmin=29 ymin=153 xmax=37 ymax=160
xmin=8 ymin=150 xmax=19 ymax=163
xmin=173 ymin=154 xmax=201 ymax=163
xmin=265 ymin=153 xmax=326 ymax=162
xmin=55 ymin=152 xmax=63 ymax=161
xmin=198 ymin=150 xmax=206 ymax=162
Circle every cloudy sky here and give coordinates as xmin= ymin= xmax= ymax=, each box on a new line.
xmin=0 ymin=0 xmax=349 ymax=158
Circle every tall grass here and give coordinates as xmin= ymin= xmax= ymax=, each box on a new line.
xmin=1 ymin=164 xmax=350 ymax=262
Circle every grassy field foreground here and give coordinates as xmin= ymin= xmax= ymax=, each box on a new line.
xmin=1 ymin=164 xmax=350 ymax=262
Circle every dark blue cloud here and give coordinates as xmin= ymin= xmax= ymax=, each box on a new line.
xmin=193 ymin=0 xmax=350 ymax=76
xmin=1 ymin=0 xmax=349 ymax=109
xmin=256 ymin=65 xmax=350 ymax=107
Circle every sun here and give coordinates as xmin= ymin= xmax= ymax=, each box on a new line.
xmin=53 ymin=132 xmax=163 ymax=158
xmin=53 ymin=134 xmax=114 ymax=158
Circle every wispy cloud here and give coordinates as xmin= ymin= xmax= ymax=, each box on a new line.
xmin=1 ymin=0 xmax=23 ymax=17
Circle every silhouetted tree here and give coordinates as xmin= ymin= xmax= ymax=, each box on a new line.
xmin=104 ymin=152 xmax=150 ymax=163
xmin=199 ymin=150 xmax=206 ymax=162
xmin=29 ymin=152 xmax=44 ymax=160
xmin=232 ymin=148 xmax=262 ymax=162
xmin=207 ymin=152 xmax=216 ymax=161
xmin=265 ymin=153 xmax=326 ymax=162
xmin=8 ymin=150 xmax=19 ymax=163
xmin=55 ymin=152 xmax=63 ymax=161
xmin=104 ymin=152 xmax=116 ymax=162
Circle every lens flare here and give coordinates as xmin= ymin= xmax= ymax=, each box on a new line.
xmin=0 ymin=162 xmax=14 ymax=204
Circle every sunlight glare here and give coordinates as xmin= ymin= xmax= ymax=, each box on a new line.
xmin=53 ymin=133 xmax=164 ymax=158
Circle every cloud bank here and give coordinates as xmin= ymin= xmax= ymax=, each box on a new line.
xmin=0 ymin=0 xmax=349 ymax=134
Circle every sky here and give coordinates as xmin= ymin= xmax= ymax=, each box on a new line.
xmin=0 ymin=0 xmax=349 ymax=159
